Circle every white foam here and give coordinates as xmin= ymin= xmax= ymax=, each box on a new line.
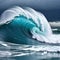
xmin=0 ymin=6 xmax=60 ymax=44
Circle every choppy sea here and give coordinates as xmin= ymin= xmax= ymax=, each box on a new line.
xmin=0 ymin=27 xmax=60 ymax=60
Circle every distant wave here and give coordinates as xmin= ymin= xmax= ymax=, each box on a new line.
xmin=49 ymin=21 xmax=60 ymax=27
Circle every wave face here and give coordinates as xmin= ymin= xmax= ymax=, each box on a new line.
xmin=0 ymin=6 xmax=60 ymax=44
xmin=1 ymin=6 xmax=60 ymax=60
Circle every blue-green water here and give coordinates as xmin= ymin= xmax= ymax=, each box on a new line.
xmin=0 ymin=34 xmax=60 ymax=60
xmin=0 ymin=28 xmax=60 ymax=60
xmin=0 ymin=6 xmax=60 ymax=60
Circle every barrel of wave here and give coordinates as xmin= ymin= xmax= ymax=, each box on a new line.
xmin=0 ymin=6 xmax=57 ymax=44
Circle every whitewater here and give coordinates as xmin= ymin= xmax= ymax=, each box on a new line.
xmin=0 ymin=6 xmax=60 ymax=59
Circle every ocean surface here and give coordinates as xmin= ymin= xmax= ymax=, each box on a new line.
xmin=0 ymin=28 xmax=60 ymax=60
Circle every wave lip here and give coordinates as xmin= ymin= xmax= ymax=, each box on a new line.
xmin=0 ymin=6 xmax=60 ymax=44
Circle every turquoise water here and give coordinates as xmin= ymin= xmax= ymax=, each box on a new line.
xmin=0 ymin=6 xmax=60 ymax=60
xmin=0 ymin=28 xmax=60 ymax=60
xmin=0 ymin=26 xmax=60 ymax=60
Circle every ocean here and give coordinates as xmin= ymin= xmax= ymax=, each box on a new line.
xmin=0 ymin=6 xmax=60 ymax=60
xmin=0 ymin=27 xmax=60 ymax=60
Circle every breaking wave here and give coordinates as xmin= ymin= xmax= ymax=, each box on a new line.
xmin=0 ymin=6 xmax=60 ymax=44
xmin=0 ymin=6 xmax=60 ymax=58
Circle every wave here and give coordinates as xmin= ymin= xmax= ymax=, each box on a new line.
xmin=0 ymin=6 xmax=60 ymax=44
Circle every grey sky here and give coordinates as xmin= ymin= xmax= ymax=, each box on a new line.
xmin=0 ymin=0 xmax=60 ymax=10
